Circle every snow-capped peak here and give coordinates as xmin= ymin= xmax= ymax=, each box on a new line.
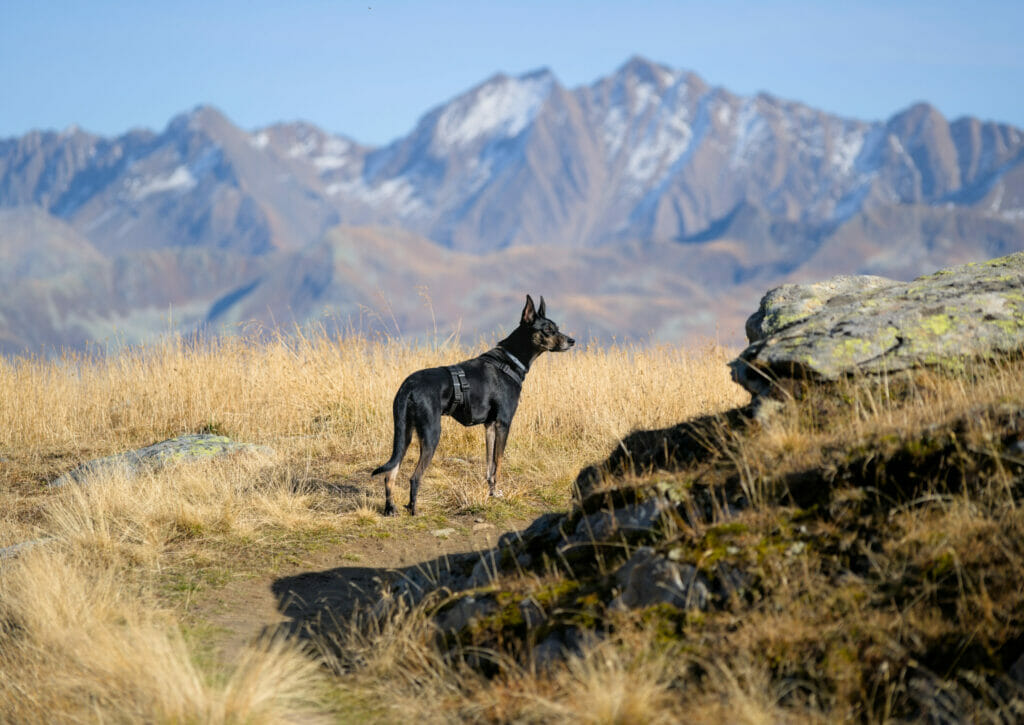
xmin=615 ymin=55 xmax=681 ymax=90
xmin=433 ymin=69 xmax=555 ymax=149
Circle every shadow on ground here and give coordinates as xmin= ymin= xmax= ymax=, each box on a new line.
xmin=270 ymin=546 xmax=483 ymax=642
xmin=271 ymin=564 xmax=391 ymax=639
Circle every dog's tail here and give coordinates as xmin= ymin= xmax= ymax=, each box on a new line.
xmin=372 ymin=387 xmax=410 ymax=477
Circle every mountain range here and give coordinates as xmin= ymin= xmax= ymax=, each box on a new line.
xmin=2 ymin=56 xmax=1023 ymax=354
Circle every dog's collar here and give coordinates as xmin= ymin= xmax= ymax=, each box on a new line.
xmin=481 ymin=347 xmax=526 ymax=386
xmin=499 ymin=347 xmax=527 ymax=374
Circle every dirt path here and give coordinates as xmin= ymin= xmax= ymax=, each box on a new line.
xmin=197 ymin=513 xmax=531 ymax=662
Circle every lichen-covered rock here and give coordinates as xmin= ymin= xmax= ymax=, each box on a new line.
xmin=50 ymin=434 xmax=275 ymax=487
xmin=745 ymin=274 xmax=901 ymax=342
xmin=732 ymin=252 xmax=1024 ymax=398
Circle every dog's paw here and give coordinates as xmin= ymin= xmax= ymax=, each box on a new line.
xmin=489 ymin=489 xmax=505 ymax=499
xmin=383 ymin=503 xmax=398 ymax=517
xmin=404 ymin=502 xmax=417 ymax=516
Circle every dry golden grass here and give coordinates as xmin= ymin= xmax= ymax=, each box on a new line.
xmin=0 ymin=330 xmax=745 ymax=722
xmin=723 ymin=357 xmax=1024 ymax=506
xmin=0 ymin=330 xmax=739 ymax=454
xmin=319 ymin=603 xmax=809 ymax=724
xmin=7 ymin=328 xmax=1018 ymax=722
xmin=0 ymin=545 xmax=326 ymax=724
xmin=0 ymin=331 xmax=742 ymax=510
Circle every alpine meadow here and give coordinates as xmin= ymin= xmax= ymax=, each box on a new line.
xmin=3 ymin=32 xmax=1024 ymax=724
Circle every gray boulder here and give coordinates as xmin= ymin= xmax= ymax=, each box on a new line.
xmin=732 ymin=252 xmax=1024 ymax=398
xmin=50 ymin=433 xmax=274 ymax=487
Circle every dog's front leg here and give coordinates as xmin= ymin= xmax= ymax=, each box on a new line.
xmin=485 ymin=420 xmax=509 ymax=497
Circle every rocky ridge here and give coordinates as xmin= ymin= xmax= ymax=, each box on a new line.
xmin=3 ymin=58 xmax=1024 ymax=352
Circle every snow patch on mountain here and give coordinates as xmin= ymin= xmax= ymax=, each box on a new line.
xmin=327 ymin=176 xmax=424 ymax=216
xmin=126 ymin=145 xmax=220 ymax=200
xmin=288 ymin=137 xmax=317 ymax=158
xmin=731 ymin=101 xmax=770 ymax=168
xmin=603 ymin=75 xmax=698 ymax=187
xmin=602 ymin=107 xmax=629 ymax=156
xmin=312 ymin=137 xmax=353 ymax=171
xmin=631 ymin=81 xmax=660 ymax=115
xmin=831 ymin=126 xmax=867 ymax=176
xmin=655 ymin=66 xmax=681 ymax=88
xmin=626 ymin=109 xmax=694 ymax=185
xmin=130 ymin=166 xmax=196 ymax=200
xmin=313 ymin=155 xmax=349 ymax=171
xmin=716 ymin=103 xmax=732 ymax=127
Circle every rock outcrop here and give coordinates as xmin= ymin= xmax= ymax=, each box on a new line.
xmin=732 ymin=252 xmax=1024 ymax=399
xmin=49 ymin=433 xmax=274 ymax=487
xmin=315 ymin=387 xmax=1024 ymax=723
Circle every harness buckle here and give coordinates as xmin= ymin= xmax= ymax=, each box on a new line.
xmin=446 ymin=365 xmax=469 ymax=414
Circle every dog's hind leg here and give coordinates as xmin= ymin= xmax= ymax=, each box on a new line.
xmin=485 ymin=420 xmax=509 ymax=497
xmin=406 ymin=418 xmax=440 ymax=516
xmin=382 ymin=467 xmax=400 ymax=516
xmin=386 ymin=418 xmax=414 ymax=516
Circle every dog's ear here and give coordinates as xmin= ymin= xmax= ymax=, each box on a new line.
xmin=521 ymin=294 xmax=536 ymax=325
xmin=537 ymin=296 xmax=546 ymax=319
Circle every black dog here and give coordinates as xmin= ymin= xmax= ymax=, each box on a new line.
xmin=372 ymin=295 xmax=574 ymax=515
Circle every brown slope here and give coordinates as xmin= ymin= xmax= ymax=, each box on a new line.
xmin=0 ymin=247 xmax=265 ymax=355
xmin=203 ymin=225 xmax=754 ymax=345
xmin=0 ymin=206 xmax=104 ymax=284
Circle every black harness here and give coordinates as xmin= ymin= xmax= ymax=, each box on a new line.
xmin=443 ymin=347 xmax=527 ymax=417
xmin=444 ymin=366 xmax=469 ymax=415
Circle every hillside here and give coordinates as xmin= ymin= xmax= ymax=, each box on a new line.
xmin=2 ymin=252 xmax=1024 ymax=720
xmin=3 ymin=57 xmax=1024 ymax=352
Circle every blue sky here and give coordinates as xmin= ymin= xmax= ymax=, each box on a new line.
xmin=2 ymin=1 xmax=1022 ymax=145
